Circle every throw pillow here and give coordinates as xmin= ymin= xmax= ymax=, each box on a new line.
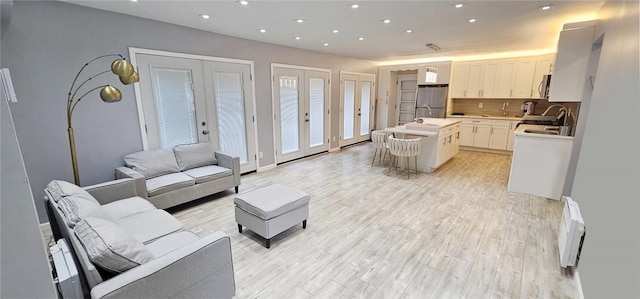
xmin=57 ymin=196 xmax=115 ymax=228
xmin=124 ymin=149 xmax=180 ymax=179
xmin=46 ymin=180 xmax=98 ymax=204
xmin=74 ymin=217 xmax=154 ymax=273
xmin=173 ymin=142 xmax=218 ymax=171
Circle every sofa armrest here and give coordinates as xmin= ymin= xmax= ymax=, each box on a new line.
xmin=90 ymin=232 xmax=235 ymax=299
xmin=83 ymin=178 xmax=139 ymax=205
xmin=215 ymin=151 xmax=240 ymax=187
xmin=115 ymin=166 xmax=148 ymax=199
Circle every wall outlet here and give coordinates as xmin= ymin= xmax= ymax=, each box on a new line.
xmin=478 ymin=102 xmax=483 ymax=108
xmin=259 ymin=151 xmax=263 ymax=158
xmin=332 ymin=136 xmax=336 ymax=141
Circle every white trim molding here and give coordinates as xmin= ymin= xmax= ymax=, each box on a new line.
xmin=257 ymin=164 xmax=277 ymax=173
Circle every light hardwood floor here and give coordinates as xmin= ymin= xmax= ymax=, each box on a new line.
xmin=43 ymin=143 xmax=577 ymax=298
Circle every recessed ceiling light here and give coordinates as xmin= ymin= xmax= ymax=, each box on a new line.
xmin=323 ymin=43 xmax=329 ymax=46
xmin=540 ymin=4 xmax=553 ymax=10
xmin=406 ymin=29 xmax=413 ymax=33
xmin=382 ymin=19 xmax=391 ymax=24
xmin=294 ymin=36 xmax=301 ymax=40
xmin=200 ymin=14 xmax=210 ymax=20
xmin=468 ymin=18 xmax=476 ymax=23
xmin=332 ymin=29 xmax=339 ymax=33
xmin=239 ymin=0 xmax=249 ymax=5
xmin=455 ymin=3 xmax=464 ymax=8
xmin=295 ymin=19 xmax=304 ymax=23
xmin=351 ymin=4 xmax=359 ymax=9
xmin=358 ymin=37 xmax=364 ymax=41
xmin=259 ymin=29 xmax=266 ymax=33
xmin=130 ymin=0 xmax=138 ymax=2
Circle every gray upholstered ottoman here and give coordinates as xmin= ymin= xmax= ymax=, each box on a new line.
xmin=234 ymin=184 xmax=310 ymax=248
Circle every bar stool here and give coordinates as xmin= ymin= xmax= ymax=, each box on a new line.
xmin=370 ymin=130 xmax=389 ymax=166
xmin=387 ymin=136 xmax=422 ymax=178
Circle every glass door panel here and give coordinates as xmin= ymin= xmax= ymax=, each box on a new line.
xmin=342 ymin=78 xmax=356 ymax=141
xmin=359 ymin=81 xmax=372 ymax=136
xmin=280 ymin=75 xmax=300 ymax=155
xmin=305 ymin=70 xmax=330 ymax=155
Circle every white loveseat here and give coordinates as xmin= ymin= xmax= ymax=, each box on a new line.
xmin=115 ymin=143 xmax=240 ymax=209
xmin=45 ymin=178 xmax=236 ymax=299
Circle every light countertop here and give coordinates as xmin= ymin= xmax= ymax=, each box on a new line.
xmin=447 ymin=114 xmax=523 ymax=121
xmin=514 ymin=124 xmax=575 ymax=140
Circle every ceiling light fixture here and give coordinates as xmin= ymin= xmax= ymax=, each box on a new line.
xmin=424 ymin=43 xmax=441 ymax=83
xmin=351 ymin=4 xmax=359 ymax=9
xmin=468 ymin=18 xmax=476 ymax=23
xmin=358 ymin=37 xmax=364 ymax=41
xmin=200 ymin=14 xmax=210 ymax=20
xmin=130 ymin=0 xmax=138 ymax=2
xmin=294 ymin=36 xmax=301 ymax=40
xmin=406 ymin=29 xmax=413 ymax=33
xmin=259 ymin=29 xmax=266 ymax=33
xmin=382 ymin=19 xmax=391 ymax=24
xmin=540 ymin=5 xmax=553 ymax=10
xmin=296 ymin=19 xmax=304 ymax=23
xmin=239 ymin=0 xmax=249 ymax=5
xmin=323 ymin=43 xmax=329 ymax=46
xmin=455 ymin=3 xmax=464 ymax=8
xmin=332 ymin=29 xmax=339 ymax=33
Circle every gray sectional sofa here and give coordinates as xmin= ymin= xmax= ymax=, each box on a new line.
xmin=115 ymin=143 xmax=240 ymax=209
xmin=44 ymin=178 xmax=235 ymax=299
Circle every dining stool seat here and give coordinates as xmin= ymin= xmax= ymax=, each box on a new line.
xmin=370 ymin=130 xmax=389 ymax=166
xmin=387 ymin=136 xmax=421 ymax=178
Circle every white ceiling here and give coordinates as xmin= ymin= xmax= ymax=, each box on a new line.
xmin=60 ymin=0 xmax=603 ymax=63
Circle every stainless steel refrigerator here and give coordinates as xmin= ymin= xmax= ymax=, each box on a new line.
xmin=415 ymin=84 xmax=448 ymax=118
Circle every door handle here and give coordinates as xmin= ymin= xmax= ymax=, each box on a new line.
xmin=202 ymin=130 xmax=209 ymax=135
xmin=305 ymin=119 xmax=309 ymax=122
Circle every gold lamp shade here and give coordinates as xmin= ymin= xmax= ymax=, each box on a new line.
xmin=119 ymin=72 xmax=140 ymax=85
xmin=110 ymin=59 xmax=135 ymax=77
xmin=100 ymin=85 xmax=122 ymax=103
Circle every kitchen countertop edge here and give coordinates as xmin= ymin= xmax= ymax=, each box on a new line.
xmin=447 ymin=115 xmax=523 ymax=121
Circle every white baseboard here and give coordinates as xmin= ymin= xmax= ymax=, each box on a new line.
xmin=329 ymin=147 xmax=340 ymax=152
xmin=574 ymin=270 xmax=584 ymax=299
xmin=39 ymin=222 xmax=50 ymax=230
xmin=257 ymin=164 xmax=276 ymax=173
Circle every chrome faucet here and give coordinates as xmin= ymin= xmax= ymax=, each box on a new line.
xmin=502 ymin=102 xmax=509 ymax=117
xmin=422 ymin=105 xmax=433 ymax=117
xmin=541 ymin=104 xmax=568 ymax=116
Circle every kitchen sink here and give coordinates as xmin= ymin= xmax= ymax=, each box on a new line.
xmin=524 ymin=129 xmax=560 ymax=135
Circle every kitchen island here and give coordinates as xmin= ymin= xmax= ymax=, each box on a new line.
xmin=386 ymin=118 xmax=462 ymax=173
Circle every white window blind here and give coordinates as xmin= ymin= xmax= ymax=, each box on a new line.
xmin=214 ymin=72 xmax=248 ymax=163
xmin=279 ymin=76 xmax=300 ymax=154
xmin=309 ymin=77 xmax=324 ymax=147
xmin=343 ymin=80 xmax=356 ymax=139
xmin=151 ymin=68 xmax=197 ymax=149
xmin=360 ymin=81 xmax=372 ymax=135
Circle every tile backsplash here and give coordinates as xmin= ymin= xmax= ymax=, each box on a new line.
xmin=451 ymin=98 xmax=580 ymax=119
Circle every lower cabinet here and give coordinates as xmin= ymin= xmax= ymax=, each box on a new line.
xmin=506 ymin=120 xmax=520 ymax=151
xmin=435 ymin=124 xmax=461 ymax=168
xmin=460 ymin=118 xmax=520 ymax=151
xmin=488 ymin=120 xmax=510 ymax=150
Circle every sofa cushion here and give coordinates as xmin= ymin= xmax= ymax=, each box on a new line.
xmin=173 ymin=143 xmax=218 ymax=171
xmin=57 ymin=196 xmax=115 ymax=228
xmin=46 ymin=180 xmax=98 ymax=204
xmin=117 ymin=210 xmax=184 ymax=244
xmin=74 ymin=217 xmax=154 ymax=273
xmin=101 ymin=196 xmax=157 ymax=220
xmin=183 ymin=165 xmax=232 ymax=184
xmin=145 ymin=231 xmax=201 ymax=258
xmin=146 ymin=173 xmax=195 ymax=197
xmin=124 ymin=149 xmax=180 ymax=179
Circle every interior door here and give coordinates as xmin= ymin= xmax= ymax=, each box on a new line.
xmin=273 ymin=67 xmax=331 ymax=163
xmin=203 ymin=61 xmax=256 ymax=173
xmin=397 ymin=75 xmax=417 ymax=124
xmin=136 ymin=54 xmax=208 ymax=149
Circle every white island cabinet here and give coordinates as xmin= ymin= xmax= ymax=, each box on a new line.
xmin=386 ymin=118 xmax=462 ymax=173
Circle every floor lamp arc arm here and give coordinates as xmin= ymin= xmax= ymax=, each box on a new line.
xmin=67 ymin=84 xmax=109 ymax=127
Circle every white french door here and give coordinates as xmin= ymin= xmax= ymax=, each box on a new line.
xmin=203 ymin=61 xmax=256 ymax=173
xmin=135 ymin=52 xmax=257 ymax=173
xmin=340 ymin=72 xmax=375 ymax=147
xmin=273 ymin=66 xmax=331 ymax=164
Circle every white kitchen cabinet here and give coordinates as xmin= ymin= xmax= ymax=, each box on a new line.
xmin=466 ymin=63 xmax=484 ymax=98
xmin=451 ymin=63 xmax=470 ymax=98
xmin=481 ymin=62 xmax=499 ymax=98
xmin=488 ymin=120 xmax=510 ymax=150
xmin=376 ymin=69 xmax=391 ymax=129
xmin=506 ymin=120 xmax=520 ymax=151
xmin=493 ymin=61 xmax=515 ymax=98
xmin=512 ymin=59 xmax=536 ymax=98
xmin=460 ymin=119 xmax=491 ymax=148
xmin=532 ymin=55 xmax=554 ymax=99
xmin=434 ymin=124 xmax=460 ymax=168
xmin=548 ymin=21 xmax=596 ymax=102
xmin=474 ymin=125 xmax=491 ymax=148
xmin=460 ymin=123 xmax=475 ymax=146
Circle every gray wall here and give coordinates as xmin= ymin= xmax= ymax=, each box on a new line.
xmin=570 ymin=1 xmax=639 ymax=297
xmin=1 ymin=86 xmax=57 ymax=298
xmin=1 ymin=1 xmax=377 ymax=222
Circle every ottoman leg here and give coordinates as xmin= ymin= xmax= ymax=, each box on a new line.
xmin=238 ymin=224 xmax=243 ymax=233
xmin=265 ymin=238 xmax=271 ymax=249
xmin=303 ymin=220 xmax=307 ymax=229
xmin=235 ymin=186 xmax=239 ymax=193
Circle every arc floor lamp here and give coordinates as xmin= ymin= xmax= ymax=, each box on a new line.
xmin=67 ymin=54 xmax=139 ymax=185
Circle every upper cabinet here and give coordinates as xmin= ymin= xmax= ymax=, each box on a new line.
xmin=532 ymin=55 xmax=554 ymax=99
xmin=450 ymin=55 xmax=554 ymax=99
xmin=548 ymin=21 xmax=596 ymax=102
